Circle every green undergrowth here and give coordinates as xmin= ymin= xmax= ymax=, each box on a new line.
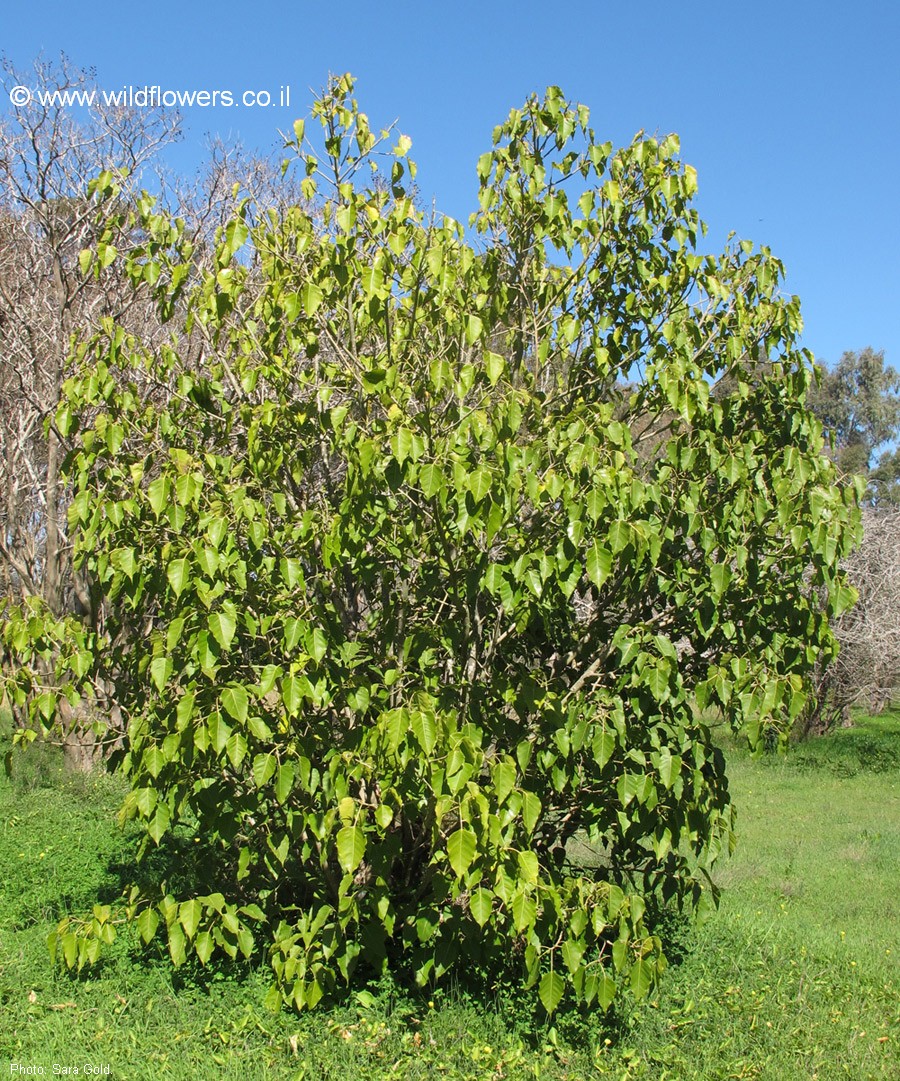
xmin=2 ymin=710 xmax=899 ymax=1078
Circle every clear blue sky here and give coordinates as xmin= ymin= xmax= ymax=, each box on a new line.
xmin=3 ymin=0 xmax=898 ymax=371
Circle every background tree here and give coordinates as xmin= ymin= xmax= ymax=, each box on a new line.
xmin=0 ymin=56 xmax=293 ymax=765
xmin=0 ymin=54 xmax=181 ymax=614
xmin=800 ymin=347 xmax=900 ymax=730
xmin=0 ymin=54 xmax=184 ymax=766
xmin=2 ymin=78 xmax=859 ymax=1013
xmin=800 ymin=506 xmax=900 ymax=733
xmin=807 ymin=347 xmax=900 ymax=504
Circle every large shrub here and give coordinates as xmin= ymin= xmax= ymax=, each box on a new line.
xmin=2 ymin=78 xmax=859 ymax=1013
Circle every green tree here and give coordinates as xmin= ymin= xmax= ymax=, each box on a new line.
xmin=807 ymin=347 xmax=900 ymax=503
xmin=1 ymin=77 xmax=859 ymax=1013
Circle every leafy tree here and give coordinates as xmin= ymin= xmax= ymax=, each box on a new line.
xmin=807 ymin=347 xmax=900 ymax=503
xmin=1 ymin=77 xmax=859 ymax=1013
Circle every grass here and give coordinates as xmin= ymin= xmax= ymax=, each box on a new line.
xmin=1 ymin=711 xmax=899 ymax=1079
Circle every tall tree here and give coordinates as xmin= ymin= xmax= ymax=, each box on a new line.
xmin=808 ymin=347 xmax=900 ymax=503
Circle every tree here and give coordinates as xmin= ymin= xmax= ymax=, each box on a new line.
xmin=807 ymin=347 xmax=900 ymax=504
xmin=800 ymin=506 xmax=900 ymax=734
xmin=0 ymin=56 xmax=291 ymax=766
xmin=0 ymin=54 xmax=182 ymax=613
xmin=2 ymin=78 xmax=859 ymax=1013
xmin=0 ymin=54 xmax=184 ymax=766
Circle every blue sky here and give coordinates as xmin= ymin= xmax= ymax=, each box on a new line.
xmin=3 ymin=0 xmax=898 ymax=371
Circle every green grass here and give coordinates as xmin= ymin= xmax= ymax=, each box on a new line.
xmin=2 ymin=712 xmax=899 ymax=1079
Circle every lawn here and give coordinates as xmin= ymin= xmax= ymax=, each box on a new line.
xmin=2 ymin=712 xmax=898 ymax=1079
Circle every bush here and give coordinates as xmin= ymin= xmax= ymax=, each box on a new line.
xmin=1 ymin=77 xmax=859 ymax=1014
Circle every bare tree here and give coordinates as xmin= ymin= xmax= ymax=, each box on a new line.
xmin=0 ymin=56 xmax=307 ymax=766
xmin=0 ymin=53 xmax=182 ymax=614
xmin=802 ymin=506 xmax=900 ymax=734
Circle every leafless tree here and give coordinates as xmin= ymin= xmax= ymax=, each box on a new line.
xmin=802 ymin=506 xmax=900 ymax=734
xmin=0 ymin=55 xmax=306 ymax=765
xmin=0 ymin=53 xmax=182 ymax=614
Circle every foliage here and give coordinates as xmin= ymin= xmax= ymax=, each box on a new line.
xmin=808 ymin=346 xmax=900 ymax=504
xmin=1 ymin=76 xmax=860 ymax=1013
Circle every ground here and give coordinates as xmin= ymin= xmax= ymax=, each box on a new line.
xmin=1 ymin=710 xmax=898 ymax=1079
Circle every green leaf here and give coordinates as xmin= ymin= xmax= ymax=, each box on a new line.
xmin=511 ymin=890 xmax=537 ymax=932
xmin=446 ymin=827 xmax=476 ymax=878
xmin=336 ymin=825 xmax=366 ymax=873
xmin=646 ymin=665 xmax=670 ymax=702
xmin=517 ymin=850 xmax=539 ymax=884
xmin=179 ymin=899 xmax=202 ymax=939
xmin=710 ymin=562 xmax=732 ymax=599
xmin=485 ymin=351 xmax=505 ymax=385
xmin=597 ymin=971 xmax=616 ymax=1010
xmin=207 ymin=699 xmax=231 ymax=750
xmin=593 ymin=726 xmax=616 ymax=769
xmin=209 ymin=605 xmax=237 ymax=651
xmin=150 ymin=656 xmax=171 ymax=694
xmin=469 ymin=887 xmax=493 ymax=927
xmin=586 ymin=542 xmax=613 ymax=589
xmin=657 ymin=747 xmax=677 ymax=788
xmin=465 ymin=313 xmax=484 ymax=345
xmin=221 ymin=684 xmax=249 ymax=724
xmin=301 ymin=281 xmax=323 ymax=316
xmin=98 ymin=241 xmax=117 ymax=268
xmin=308 ymin=628 xmax=327 ymax=664
xmin=392 ymin=427 xmax=413 ymax=465
xmin=143 ymin=746 xmax=166 ymax=779
xmin=248 ymin=715 xmax=273 ymax=740
xmin=147 ymin=476 xmax=169 ymax=516
xmin=136 ymin=908 xmax=159 ymax=944
xmin=237 ymin=926 xmax=253 ymax=959
xmin=539 ymin=970 xmax=565 ymax=1014
xmin=282 ymin=675 xmax=305 ymax=716
xmin=608 ymin=520 xmax=630 ymax=553
xmin=176 ymin=691 xmax=196 ymax=730
xmin=361 ymin=266 xmax=384 ymax=299
xmin=194 ymin=931 xmax=214 ymax=964
xmin=492 ymin=760 xmax=517 ymax=804
xmin=380 ymin=709 xmax=405 ymax=754
xmin=410 ymin=711 xmax=437 ymax=755
xmin=611 ymin=938 xmax=629 ymax=976
xmin=168 ymin=922 xmax=186 ymax=966
xmin=275 ymin=760 xmax=295 ymax=804
xmin=252 ymin=752 xmax=277 ymax=788
xmin=521 ymin=791 xmax=541 ymax=834
xmin=225 ymin=731 xmax=248 ymax=769
xmin=561 ymin=939 xmax=585 ymax=974
xmin=630 ymin=957 xmax=654 ymax=999
xmin=468 ymin=467 xmax=491 ymax=503
xmin=419 ymin=463 xmax=444 ymax=498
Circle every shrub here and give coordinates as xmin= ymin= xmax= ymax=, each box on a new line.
xmin=1 ymin=77 xmax=859 ymax=1013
